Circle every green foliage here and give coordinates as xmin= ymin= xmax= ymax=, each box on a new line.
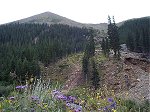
xmin=117 ymin=99 xmax=150 ymax=112
xmin=0 ymin=79 xmax=65 ymax=112
xmin=84 ymin=29 xmax=95 ymax=58
xmin=0 ymin=23 xmax=89 ymax=83
xmin=82 ymin=29 xmax=96 ymax=84
xmin=68 ymin=85 xmax=150 ymax=112
xmin=108 ymin=16 xmax=120 ymax=58
xmin=91 ymin=60 xmax=100 ymax=90
xmin=119 ymin=17 xmax=150 ymax=54
xmin=82 ymin=54 xmax=89 ymax=80
xmin=82 ymin=29 xmax=101 ymax=89
xmin=0 ymin=79 xmax=149 ymax=112
xmin=101 ymin=37 xmax=110 ymax=57
xmin=0 ymin=82 xmax=14 ymax=97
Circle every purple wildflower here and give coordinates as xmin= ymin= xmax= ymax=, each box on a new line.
xmin=107 ymin=98 xmax=114 ymax=102
xmin=52 ymin=90 xmax=60 ymax=94
xmin=68 ymin=96 xmax=76 ymax=102
xmin=56 ymin=94 xmax=67 ymax=101
xmin=16 ymin=85 xmax=27 ymax=89
xmin=103 ymin=106 xmax=108 ymax=111
xmin=31 ymin=96 xmax=39 ymax=101
xmin=110 ymin=102 xmax=117 ymax=108
xmin=9 ymin=96 xmax=15 ymax=100
xmin=66 ymin=102 xmax=71 ymax=107
xmin=74 ymin=105 xmax=82 ymax=112
xmin=74 ymin=108 xmax=81 ymax=112
xmin=30 ymin=108 xmax=36 ymax=112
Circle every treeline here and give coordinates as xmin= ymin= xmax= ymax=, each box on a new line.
xmin=119 ymin=17 xmax=150 ymax=54
xmin=0 ymin=23 xmax=89 ymax=83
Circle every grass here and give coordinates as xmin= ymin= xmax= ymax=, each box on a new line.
xmin=0 ymin=78 xmax=149 ymax=112
xmin=67 ymin=85 xmax=149 ymax=112
xmin=0 ymin=53 xmax=149 ymax=112
xmin=40 ymin=52 xmax=83 ymax=83
xmin=0 ymin=78 xmax=66 ymax=112
xmin=0 ymin=81 xmax=14 ymax=97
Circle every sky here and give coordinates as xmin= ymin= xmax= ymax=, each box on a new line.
xmin=0 ymin=0 xmax=149 ymax=24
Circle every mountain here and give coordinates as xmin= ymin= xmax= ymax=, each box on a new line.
xmin=13 ymin=11 xmax=108 ymax=31
xmin=10 ymin=11 xmax=150 ymax=32
xmin=14 ymin=12 xmax=83 ymax=27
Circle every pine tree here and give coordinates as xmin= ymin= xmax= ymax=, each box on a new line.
xmin=82 ymin=28 xmax=95 ymax=84
xmin=105 ymin=37 xmax=110 ymax=57
xmin=107 ymin=16 xmax=120 ymax=59
xmin=82 ymin=54 xmax=89 ymax=84
xmin=126 ymin=33 xmax=134 ymax=51
xmin=119 ymin=17 xmax=150 ymax=55
xmin=101 ymin=38 xmax=106 ymax=55
xmin=91 ymin=59 xmax=100 ymax=90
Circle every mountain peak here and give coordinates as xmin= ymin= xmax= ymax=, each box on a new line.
xmin=13 ymin=11 xmax=108 ymax=31
xmin=15 ymin=11 xmax=82 ymax=26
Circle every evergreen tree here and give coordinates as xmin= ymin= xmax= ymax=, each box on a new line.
xmin=107 ymin=16 xmax=120 ymax=59
xmin=105 ymin=37 xmax=110 ymax=57
xmin=82 ymin=28 xmax=95 ymax=84
xmin=101 ymin=38 xmax=106 ymax=55
xmin=0 ymin=23 xmax=89 ymax=83
xmin=82 ymin=54 xmax=89 ymax=84
xmin=91 ymin=59 xmax=100 ymax=90
xmin=119 ymin=17 xmax=150 ymax=55
xmin=126 ymin=33 xmax=134 ymax=51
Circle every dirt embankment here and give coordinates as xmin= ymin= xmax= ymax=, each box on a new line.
xmin=101 ymin=54 xmax=150 ymax=102
xmin=61 ymin=63 xmax=83 ymax=94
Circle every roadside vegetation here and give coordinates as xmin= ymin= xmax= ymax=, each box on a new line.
xmin=0 ymin=78 xmax=149 ymax=112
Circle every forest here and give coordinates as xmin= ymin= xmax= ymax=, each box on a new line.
xmin=119 ymin=17 xmax=150 ymax=54
xmin=0 ymin=23 xmax=89 ymax=84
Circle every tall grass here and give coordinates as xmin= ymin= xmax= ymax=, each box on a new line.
xmin=0 ymin=78 xmax=65 ymax=112
xmin=0 ymin=78 xmax=149 ymax=112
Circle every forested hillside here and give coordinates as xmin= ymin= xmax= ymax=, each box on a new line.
xmin=0 ymin=23 xmax=89 ymax=83
xmin=119 ymin=17 xmax=150 ymax=54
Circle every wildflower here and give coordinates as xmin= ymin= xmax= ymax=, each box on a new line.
xmin=30 ymin=108 xmax=35 ymax=112
xmin=9 ymin=96 xmax=15 ymax=100
xmin=31 ymin=96 xmax=39 ymax=102
xmin=97 ymin=102 xmax=100 ymax=105
xmin=16 ymin=85 xmax=27 ymax=89
xmin=0 ymin=97 xmax=4 ymax=101
xmin=66 ymin=102 xmax=71 ymax=107
xmin=112 ymin=109 xmax=117 ymax=112
xmin=126 ymin=92 xmax=129 ymax=96
xmin=110 ymin=102 xmax=117 ymax=109
xmin=108 ymin=98 xmax=114 ymax=102
xmin=74 ymin=108 xmax=82 ymax=112
xmin=97 ymin=92 xmax=100 ymax=95
xmin=68 ymin=96 xmax=76 ymax=102
xmin=103 ymin=106 xmax=108 ymax=111
xmin=43 ymin=103 xmax=48 ymax=108
xmin=52 ymin=90 xmax=61 ymax=96
xmin=5 ymin=100 xmax=11 ymax=103
xmin=30 ymin=77 xmax=34 ymax=83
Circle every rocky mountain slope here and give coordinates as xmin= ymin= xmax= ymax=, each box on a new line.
xmin=13 ymin=11 xmax=108 ymax=31
xmin=8 ymin=12 xmax=150 ymax=32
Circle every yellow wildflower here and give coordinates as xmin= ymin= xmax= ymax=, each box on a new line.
xmin=43 ymin=103 xmax=48 ymax=108
xmin=6 ymin=100 xmax=11 ymax=103
xmin=112 ymin=109 xmax=117 ymax=112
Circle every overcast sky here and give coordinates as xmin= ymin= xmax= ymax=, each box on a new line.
xmin=0 ymin=0 xmax=149 ymax=24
